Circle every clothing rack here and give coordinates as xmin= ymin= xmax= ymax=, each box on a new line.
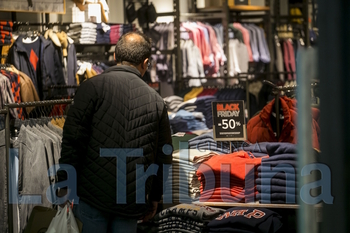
xmin=47 ymin=85 xmax=79 ymax=97
xmin=3 ymin=99 xmax=74 ymax=233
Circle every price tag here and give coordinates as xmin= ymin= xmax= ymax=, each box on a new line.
xmin=211 ymin=100 xmax=247 ymax=141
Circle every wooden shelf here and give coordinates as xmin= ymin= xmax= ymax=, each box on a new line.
xmin=229 ymin=5 xmax=270 ymax=12
xmin=196 ymin=5 xmax=270 ymax=12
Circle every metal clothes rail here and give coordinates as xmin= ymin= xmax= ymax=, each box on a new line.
xmin=3 ymin=99 xmax=74 ymax=233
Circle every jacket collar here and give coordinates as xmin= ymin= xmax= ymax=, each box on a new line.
xmin=104 ymin=65 xmax=142 ymax=78
xmin=14 ymin=35 xmax=51 ymax=53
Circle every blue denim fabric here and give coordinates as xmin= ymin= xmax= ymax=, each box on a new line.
xmin=72 ymin=199 xmax=138 ymax=233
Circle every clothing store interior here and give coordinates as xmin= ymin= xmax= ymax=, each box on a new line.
xmin=0 ymin=0 xmax=348 ymax=232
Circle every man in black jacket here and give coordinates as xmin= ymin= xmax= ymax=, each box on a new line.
xmin=58 ymin=31 xmax=173 ymax=233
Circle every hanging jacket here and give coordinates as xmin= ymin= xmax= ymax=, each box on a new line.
xmin=247 ymin=96 xmax=320 ymax=150
xmin=7 ymin=35 xmax=65 ymax=100
xmin=59 ymin=65 xmax=173 ymax=218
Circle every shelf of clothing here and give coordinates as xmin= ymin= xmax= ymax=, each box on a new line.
xmin=273 ymin=0 xmax=310 ymax=47
xmin=177 ymin=0 xmax=274 ymax=104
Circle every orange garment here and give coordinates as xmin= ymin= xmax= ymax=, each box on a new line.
xmin=196 ymin=151 xmax=266 ymax=202
xmin=247 ymin=96 xmax=320 ymax=150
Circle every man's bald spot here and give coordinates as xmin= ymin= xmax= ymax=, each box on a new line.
xmin=124 ymin=33 xmax=145 ymax=44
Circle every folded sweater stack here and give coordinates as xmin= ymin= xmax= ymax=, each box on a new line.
xmin=68 ymin=23 xmax=97 ymax=44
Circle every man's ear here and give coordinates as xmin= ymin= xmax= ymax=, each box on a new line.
xmin=114 ymin=53 xmax=116 ymax=61
xmin=143 ymin=58 xmax=149 ymax=69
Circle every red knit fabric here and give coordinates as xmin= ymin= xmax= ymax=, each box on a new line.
xmin=196 ymin=151 xmax=265 ymax=202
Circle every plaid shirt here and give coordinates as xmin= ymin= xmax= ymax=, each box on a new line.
xmin=0 ymin=70 xmax=23 ymax=119
xmin=0 ymin=73 xmax=17 ymax=118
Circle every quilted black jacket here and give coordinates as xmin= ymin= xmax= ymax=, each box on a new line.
xmin=59 ymin=65 xmax=172 ymax=218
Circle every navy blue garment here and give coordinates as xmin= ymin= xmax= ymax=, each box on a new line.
xmin=265 ymin=142 xmax=297 ymax=155
xmin=170 ymin=119 xmax=188 ymax=133
xmin=256 ymin=178 xmax=297 ymax=187
xmin=207 ymin=207 xmax=283 ymax=233
xmin=260 ymin=160 xmax=297 ymax=167
xmin=258 ymin=171 xmax=297 ymax=180
xmin=262 ymin=154 xmax=297 ymax=162
xmin=96 ymin=23 xmax=111 ymax=44
xmin=256 ymin=193 xmax=298 ymax=204
xmin=257 ymin=165 xmax=297 ymax=174
xmin=188 ymin=131 xmax=231 ymax=154
xmin=256 ymin=184 xmax=297 ymax=195
xmin=7 ymin=35 xmax=65 ymax=100
xmin=203 ymin=96 xmax=217 ymax=128
xmin=156 ymin=216 xmax=205 ymax=227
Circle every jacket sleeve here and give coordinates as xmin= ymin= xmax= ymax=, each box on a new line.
xmin=6 ymin=43 xmax=19 ymax=69
xmin=58 ymin=80 xmax=97 ymax=182
xmin=149 ymin=103 xmax=173 ymax=202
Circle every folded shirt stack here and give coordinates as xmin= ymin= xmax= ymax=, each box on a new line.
xmin=0 ymin=21 xmax=13 ymax=45
xmin=207 ymin=207 xmax=283 ymax=233
xmin=96 ymin=22 xmax=110 ymax=44
xmin=173 ymin=95 xmax=217 ymax=129
xmin=164 ymin=149 xmax=220 ymax=202
xmin=256 ymin=143 xmax=299 ymax=204
xmin=169 ymin=110 xmax=208 ymax=134
xmin=153 ymin=203 xmax=225 ymax=233
xmin=109 ymin=24 xmax=134 ymax=44
xmin=68 ymin=23 xmax=97 ymax=44
xmin=193 ymin=95 xmax=217 ymax=129
xmin=164 ymin=95 xmax=184 ymax=112
xmin=196 ymin=151 xmax=266 ymax=203
xmin=188 ymin=131 xmax=231 ymax=154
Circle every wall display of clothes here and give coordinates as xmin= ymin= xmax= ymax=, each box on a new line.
xmin=180 ymin=22 xmax=227 ymax=81
xmin=228 ymin=23 xmax=271 ymax=78
xmin=147 ymin=22 xmax=175 ymax=83
xmin=273 ymin=36 xmax=299 ymax=81
xmin=5 ymin=28 xmax=77 ymax=100
xmin=67 ymin=22 xmax=134 ymax=45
